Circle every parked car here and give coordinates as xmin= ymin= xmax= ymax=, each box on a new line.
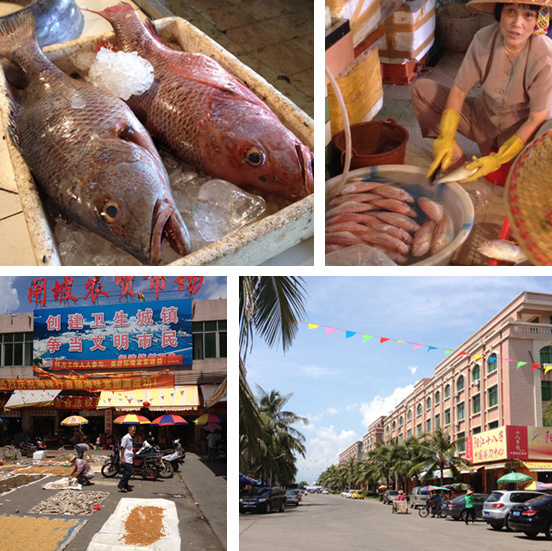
xmin=322 ymin=489 xmax=329 ymax=494
xmin=508 ymin=494 xmax=552 ymax=538
xmin=351 ymin=490 xmax=364 ymax=499
xmin=344 ymin=490 xmax=354 ymax=498
xmin=382 ymin=490 xmax=399 ymax=504
xmin=239 ymin=487 xmax=286 ymax=514
xmin=442 ymin=493 xmax=489 ymax=520
xmin=482 ymin=490 xmax=547 ymax=530
xmin=285 ymin=489 xmax=300 ymax=506
xmin=410 ymin=486 xmax=430 ymax=509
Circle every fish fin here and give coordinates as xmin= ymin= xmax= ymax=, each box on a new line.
xmin=84 ymin=2 xmax=135 ymax=17
xmin=168 ymin=61 xmax=239 ymax=96
xmin=145 ymin=18 xmax=166 ymax=46
xmin=93 ymin=39 xmax=118 ymax=54
xmin=6 ymin=103 xmax=21 ymax=152
xmin=0 ymin=9 xmax=36 ymax=60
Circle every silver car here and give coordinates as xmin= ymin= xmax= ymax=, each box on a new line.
xmin=482 ymin=490 xmax=547 ymax=530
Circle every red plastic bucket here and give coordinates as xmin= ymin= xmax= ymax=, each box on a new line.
xmin=333 ymin=118 xmax=409 ymax=170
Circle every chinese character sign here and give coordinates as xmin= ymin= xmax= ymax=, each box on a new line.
xmin=34 ymin=299 xmax=192 ymax=366
xmin=466 ymin=426 xmax=509 ymax=463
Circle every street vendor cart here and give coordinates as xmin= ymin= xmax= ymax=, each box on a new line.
xmin=392 ymin=499 xmax=409 ymax=514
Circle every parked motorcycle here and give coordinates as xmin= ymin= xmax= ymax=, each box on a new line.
xmin=101 ymin=444 xmax=159 ymax=480
xmin=18 ymin=437 xmax=46 ymax=457
xmin=137 ymin=440 xmax=174 ymax=479
xmin=161 ymin=439 xmax=185 ymax=472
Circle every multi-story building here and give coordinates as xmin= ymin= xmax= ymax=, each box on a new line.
xmin=362 ymin=415 xmax=385 ymax=454
xmin=339 ymin=440 xmax=363 ymax=463
xmin=344 ymin=291 xmax=552 ymax=491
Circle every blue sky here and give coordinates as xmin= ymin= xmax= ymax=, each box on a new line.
xmin=0 ymin=276 xmax=226 ymax=313
xmin=246 ymin=276 xmax=552 ymax=485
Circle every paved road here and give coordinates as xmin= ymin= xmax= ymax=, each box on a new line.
xmin=240 ymin=493 xmax=552 ymax=551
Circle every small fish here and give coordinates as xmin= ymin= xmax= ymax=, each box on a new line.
xmin=372 ymin=212 xmax=421 ymax=233
xmin=356 ymin=229 xmax=410 ymax=256
xmin=418 ymin=197 xmax=444 ymax=223
xmin=371 ymin=184 xmax=415 ymax=203
xmin=371 ymin=199 xmax=417 ymax=217
xmin=477 ymin=240 xmax=528 ymax=263
xmin=327 ymin=193 xmax=380 ymax=208
xmin=89 ymin=3 xmax=313 ymax=202
xmin=0 ymin=10 xmax=190 ymax=265
xmin=325 ymin=213 xmax=378 ymax=226
xmin=326 ymin=202 xmax=376 ymax=219
xmin=436 ymin=165 xmax=478 ymax=185
xmin=325 ymin=231 xmax=364 ymax=247
xmin=411 ymin=220 xmax=437 ymax=257
xmin=339 ymin=181 xmax=384 ymax=195
xmin=431 ymin=213 xmax=454 ymax=255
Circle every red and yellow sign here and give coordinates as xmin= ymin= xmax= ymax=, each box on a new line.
xmin=0 ymin=396 xmax=99 ymax=410
xmin=0 ymin=373 xmax=175 ymax=391
xmin=467 ymin=426 xmax=508 ymax=463
xmin=51 ymin=355 xmax=183 ymax=370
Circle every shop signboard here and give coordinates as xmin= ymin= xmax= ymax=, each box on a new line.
xmin=467 ymin=425 xmax=536 ymax=463
xmin=466 ymin=426 xmax=508 ymax=463
xmin=33 ymin=298 xmax=192 ymax=367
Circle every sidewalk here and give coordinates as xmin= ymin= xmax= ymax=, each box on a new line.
xmin=181 ymin=452 xmax=227 ymax=550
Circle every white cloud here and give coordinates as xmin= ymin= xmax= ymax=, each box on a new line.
xmin=408 ymin=365 xmax=418 ymax=375
xmin=300 ymin=365 xmax=330 ymax=378
xmin=0 ymin=277 xmax=19 ymax=314
xmin=346 ymin=403 xmax=358 ymax=411
xmin=360 ymin=384 xmax=415 ymax=428
xmin=326 ymin=407 xmax=339 ymax=415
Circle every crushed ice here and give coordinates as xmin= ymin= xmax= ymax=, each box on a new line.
xmin=87 ymin=48 xmax=154 ymax=100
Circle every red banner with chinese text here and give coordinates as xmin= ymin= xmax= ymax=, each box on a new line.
xmin=51 ymin=355 xmax=183 ymax=370
xmin=0 ymin=373 xmax=174 ymax=391
xmin=0 ymin=396 xmax=99 ymax=410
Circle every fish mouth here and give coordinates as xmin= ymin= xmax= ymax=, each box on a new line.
xmin=151 ymin=201 xmax=191 ymax=265
xmin=296 ymin=143 xmax=314 ymax=198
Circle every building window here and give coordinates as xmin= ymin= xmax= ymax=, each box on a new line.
xmin=2 ymin=332 xmax=33 ymax=367
xmin=457 ymin=375 xmax=465 ymax=393
xmin=488 ymin=385 xmax=498 ymax=407
xmin=399 ymin=434 xmax=404 ymax=442
xmin=426 ymin=396 xmax=431 ymax=410
xmin=488 ymin=421 xmax=499 ymax=430
xmin=435 ymin=414 xmax=441 ymax=429
xmin=416 ymin=423 xmax=422 ymax=436
xmin=445 ymin=384 xmax=451 ymax=399
xmin=407 ymin=428 xmax=412 ymax=439
xmin=392 ymin=420 xmax=396 ymax=430
xmin=386 ymin=427 xmax=389 ymax=435
xmin=472 ymin=394 xmax=481 ymax=414
xmin=457 ymin=431 xmax=465 ymax=453
xmin=407 ymin=409 xmax=412 ymax=421
xmin=487 ymin=353 xmax=498 ymax=374
xmin=192 ymin=320 xmax=227 ymax=359
xmin=435 ymin=390 xmax=440 ymax=405
xmin=426 ymin=418 xmax=431 ymax=433
xmin=417 ymin=403 xmax=422 ymax=416
xmin=444 ymin=409 xmax=451 ymax=425
xmin=472 ymin=426 xmax=481 ymax=434
xmin=543 ymin=381 xmax=552 ymax=401
xmin=457 ymin=402 xmax=465 ymax=421
xmin=472 ymin=363 xmax=480 ymax=381
xmin=541 ymin=346 xmax=552 ymax=365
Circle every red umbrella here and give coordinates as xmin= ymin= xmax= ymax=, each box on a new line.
xmin=113 ymin=414 xmax=151 ymax=425
xmin=194 ymin=414 xmax=226 ymax=425
xmin=151 ymin=414 xmax=188 ymax=426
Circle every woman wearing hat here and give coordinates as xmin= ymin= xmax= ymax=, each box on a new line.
xmin=464 ymin=488 xmax=475 ymax=524
xmin=67 ymin=454 xmax=94 ymax=486
xmin=411 ymin=0 xmax=552 ymax=184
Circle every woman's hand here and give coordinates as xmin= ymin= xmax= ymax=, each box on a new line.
xmin=428 ymin=109 xmax=461 ymax=178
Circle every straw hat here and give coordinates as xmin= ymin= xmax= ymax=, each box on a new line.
xmin=66 ymin=454 xmax=77 ymax=463
xmin=466 ymin=0 xmax=552 ymax=15
xmin=467 ymin=489 xmax=474 ymax=495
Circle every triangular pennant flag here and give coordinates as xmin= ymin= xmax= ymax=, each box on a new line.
xmin=398 ymin=340 xmax=406 ymax=344
xmin=517 ymin=361 xmax=527 ymax=369
xmin=413 ymin=344 xmax=423 ymax=350
xmin=459 ymin=352 xmax=468 ymax=355
xmin=326 ymin=327 xmax=337 ymax=336
xmin=545 ymin=365 xmax=552 ymax=374
xmin=445 ymin=350 xmax=453 ymax=354
xmin=345 ymin=331 xmax=356 ymax=339
xmin=474 ymin=354 xmax=484 ymax=360
xmin=363 ymin=335 xmax=374 ymax=342
xmin=308 ymin=324 xmax=319 ymax=330
xmin=503 ymin=358 xmax=513 ymax=362
xmin=532 ymin=364 xmax=541 ymax=371
xmin=380 ymin=337 xmax=390 ymax=343
xmin=427 ymin=346 xmax=437 ymax=352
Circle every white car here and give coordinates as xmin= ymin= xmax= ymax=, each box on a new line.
xmin=322 ymin=489 xmax=329 ymax=494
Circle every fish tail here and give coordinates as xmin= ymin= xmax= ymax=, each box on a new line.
xmin=86 ymin=2 xmax=135 ymax=20
xmin=0 ymin=9 xmax=37 ymax=61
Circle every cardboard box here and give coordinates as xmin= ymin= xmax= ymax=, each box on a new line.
xmin=0 ymin=17 xmax=313 ymax=266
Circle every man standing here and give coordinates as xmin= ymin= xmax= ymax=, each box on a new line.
xmin=118 ymin=425 xmax=136 ymax=493
xmin=207 ymin=430 xmax=220 ymax=461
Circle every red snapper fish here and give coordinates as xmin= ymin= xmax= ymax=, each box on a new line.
xmin=89 ymin=2 xmax=314 ymax=202
xmin=0 ymin=10 xmax=190 ymax=265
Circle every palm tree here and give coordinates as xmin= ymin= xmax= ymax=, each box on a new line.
xmin=414 ymin=428 xmax=472 ymax=486
xmin=239 ymin=277 xmax=307 ymax=461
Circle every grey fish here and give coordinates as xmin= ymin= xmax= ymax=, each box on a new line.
xmin=0 ymin=10 xmax=190 ymax=265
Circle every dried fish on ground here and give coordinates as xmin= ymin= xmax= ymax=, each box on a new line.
xmin=29 ymin=489 xmax=108 ymax=515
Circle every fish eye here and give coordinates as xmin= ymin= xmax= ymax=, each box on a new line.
xmin=101 ymin=201 xmax=120 ymax=223
xmin=244 ymin=147 xmax=265 ymax=167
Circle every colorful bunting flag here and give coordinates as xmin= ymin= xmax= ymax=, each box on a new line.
xmin=326 ymin=327 xmax=337 ymax=336
xmin=380 ymin=337 xmax=390 ymax=343
xmin=427 ymin=346 xmax=437 ymax=352
xmin=363 ymin=335 xmax=373 ymax=342
xmin=474 ymin=354 xmax=484 ymax=360
xmin=345 ymin=331 xmax=356 ymax=339
xmin=531 ymin=364 xmax=540 ymax=371
xmin=308 ymin=324 xmax=319 ymax=330
xmin=545 ymin=365 xmax=552 ymax=374
xmin=517 ymin=361 xmax=527 ymax=369
xmin=413 ymin=344 xmax=423 ymax=350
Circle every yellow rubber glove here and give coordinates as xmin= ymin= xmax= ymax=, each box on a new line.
xmin=427 ymin=109 xmax=461 ymax=178
xmin=460 ymin=135 xmax=524 ymax=183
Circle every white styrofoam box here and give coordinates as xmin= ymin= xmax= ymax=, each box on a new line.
xmin=0 ymin=17 xmax=313 ymax=266
xmin=326 ymin=0 xmax=381 ymax=48
xmin=379 ymin=0 xmax=436 ymax=62
xmin=33 ymin=450 xmax=45 ymax=460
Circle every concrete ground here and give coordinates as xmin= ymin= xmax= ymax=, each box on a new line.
xmin=0 ymin=448 xmax=226 ymax=550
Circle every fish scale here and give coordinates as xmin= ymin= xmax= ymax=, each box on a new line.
xmin=0 ymin=9 xmax=190 ymax=264
xmin=92 ymin=3 xmax=314 ymax=201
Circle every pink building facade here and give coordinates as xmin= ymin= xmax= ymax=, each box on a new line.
xmin=357 ymin=291 xmax=552 ymax=490
xmin=339 ymin=440 xmax=363 ymax=463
